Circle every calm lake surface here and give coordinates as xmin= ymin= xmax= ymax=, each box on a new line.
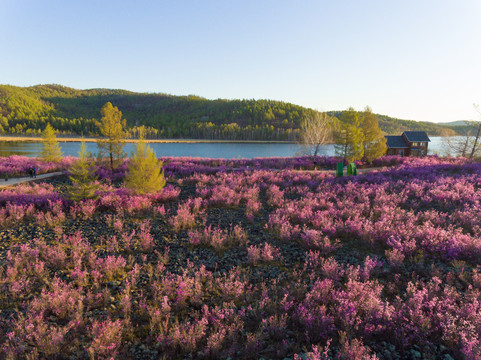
xmin=0 ymin=137 xmax=449 ymax=159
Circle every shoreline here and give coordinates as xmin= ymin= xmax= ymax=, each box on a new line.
xmin=0 ymin=136 xmax=294 ymax=144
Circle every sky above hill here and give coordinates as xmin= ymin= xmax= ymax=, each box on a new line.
xmin=1 ymin=0 xmax=480 ymax=123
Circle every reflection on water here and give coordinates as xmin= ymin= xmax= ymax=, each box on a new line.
xmin=0 ymin=137 xmax=448 ymax=159
xmin=0 ymin=141 xmax=43 ymax=157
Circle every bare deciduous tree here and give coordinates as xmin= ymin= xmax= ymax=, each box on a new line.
xmin=298 ymin=112 xmax=334 ymax=156
xmin=444 ymin=104 xmax=481 ymax=158
xmin=444 ymin=126 xmax=478 ymax=157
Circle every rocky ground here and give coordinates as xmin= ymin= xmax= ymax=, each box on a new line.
xmin=1 ymin=157 xmax=480 ymax=359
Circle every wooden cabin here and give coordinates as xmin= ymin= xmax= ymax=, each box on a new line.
xmin=385 ymin=131 xmax=430 ymax=156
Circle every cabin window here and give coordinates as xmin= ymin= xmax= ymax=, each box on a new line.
xmin=398 ymin=149 xmax=404 ymax=156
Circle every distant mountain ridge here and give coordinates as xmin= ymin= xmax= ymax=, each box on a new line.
xmin=0 ymin=84 xmax=464 ymax=140
xmin=442 ymin=120 xmax=472 ymax=126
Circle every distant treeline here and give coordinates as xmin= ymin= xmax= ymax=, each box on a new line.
xmin=0 ymin=84 xmax=463 ymax=140
xmin=328 ymin=112 xmax=457 ymax=137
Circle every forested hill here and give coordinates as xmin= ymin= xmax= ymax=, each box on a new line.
xmin=0 ymin=84 xmax=457 ymax=140
xmin=328 ymin=111 xmax=457 ymax=137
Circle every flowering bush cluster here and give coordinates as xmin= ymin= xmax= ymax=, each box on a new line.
xmin=0 ymin=155 xmax=480 ymax=359
xmin=0 ymin=155 xmax=74 ymax=176
xmin=189 ymin=224 xmax=248 ymax=252
xmin=161 ymin=155 xmax=409 ymax=178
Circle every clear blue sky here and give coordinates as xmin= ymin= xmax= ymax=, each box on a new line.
xmin=1 ymin=0 xmax=480 ymax=123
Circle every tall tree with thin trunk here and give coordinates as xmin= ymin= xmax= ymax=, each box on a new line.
xmin=40 ymin=123 xmax=63 ymax=162
xmin=360 ymin=107 xmax=387 ymax=161
xmin=334 ymin=108 xmax=364 ymax=162
xmin=96 ymin=102 xmax=126 ymax=171
xmin=298 ymin=111 xmax=334 ymax=156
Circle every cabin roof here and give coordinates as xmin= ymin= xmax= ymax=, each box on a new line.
xmin=385 ymin=135 xmax=409 ymax=148
xmin=403 ymin=131 xmax=431 ymax=142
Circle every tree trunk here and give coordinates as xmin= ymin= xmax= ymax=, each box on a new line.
xmin=469 ymin=123 xmax=481 ymax=159
xmin=462 ymin=137 xmax=469 ymax=157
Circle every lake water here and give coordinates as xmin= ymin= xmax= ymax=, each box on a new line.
xmin=0 ymin=137 xmax=449 ymax=159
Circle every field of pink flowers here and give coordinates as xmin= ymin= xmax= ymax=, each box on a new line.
xmin=0 ymin=155 xmax=480 ymax=359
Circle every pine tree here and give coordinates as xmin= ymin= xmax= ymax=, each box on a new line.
xmin=334 ymin=108 xmax=364 ymax=162
xmin=97 ymin=102 xmax=126 ymax=171
xmin=40 ymin=123 xmax=63 ymax=162
xmin=361 ymin=107 xmax=387 ymax=161
xmin=69 ymin=143 xmax=99 ymax=201
xmin=124 ymin=139 xmax=166 ymax=195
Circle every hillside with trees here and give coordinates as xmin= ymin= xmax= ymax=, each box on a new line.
xmin=327 ymin=111 xmax=457 ymax=137
xmin=0 ymin=84 xmax=461 ymax=140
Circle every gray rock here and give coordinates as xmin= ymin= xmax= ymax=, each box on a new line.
xmin=410 ymin=349 xmax=421 ymax=359
xmin=382 ymin=349 xmax=393 ymax=360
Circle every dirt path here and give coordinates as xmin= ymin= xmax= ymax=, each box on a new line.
xmin=0 ymin=172 xmax=64 ymax=188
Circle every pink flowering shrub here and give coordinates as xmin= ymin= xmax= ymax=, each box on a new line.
xmin=266 ymin=184 xmax=285 ymax=207
xmin=294 ymin=342 xmax=331 ymax=360
xmin=337 ymin=332 xmax=380 ymax=360
xmin=301 ymin=229 xmax=341 ymax=253
xmin=0 ymin=202 xmax=35 ymax=227
xmin=230 ymin=224 xmax=248 ymax=245
xmin=2 ymin=155 xmax=481 ymax=359
xmin=149 ymin=184 xmax=181 ymax=203
xmin=96 ymin=255 xmax=127 ymax=281
xmin=137 ymin=221 xmax=154 ymax=253
xmin=189 ymin=225 xmax=227 ymax=252
xmin=245 ymin=198 xmax=262 ymax=220
xmin=4 ymin=312 xmax=77 ymax=359
xmin=30 ymin=278 xmax=84 ymax=320
xmin=0 ymin=155 xmax=73 ymax=176
xmin=88 ymin=319 xmax=123 ymax=359
xmin=188 ymin=224 xmax=248 ymax=252
xmin=0 ymin=183 xmax=62 ymax=209
xmin=169 ymin=202 xmax=199 ymax=231
xmin=69 ymin=199 xmax=97 ymax=219
xmin=385 ymin=248 xmax=405 ymax=267
xmin=247 ymin=243 xmax=281 ymax=265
